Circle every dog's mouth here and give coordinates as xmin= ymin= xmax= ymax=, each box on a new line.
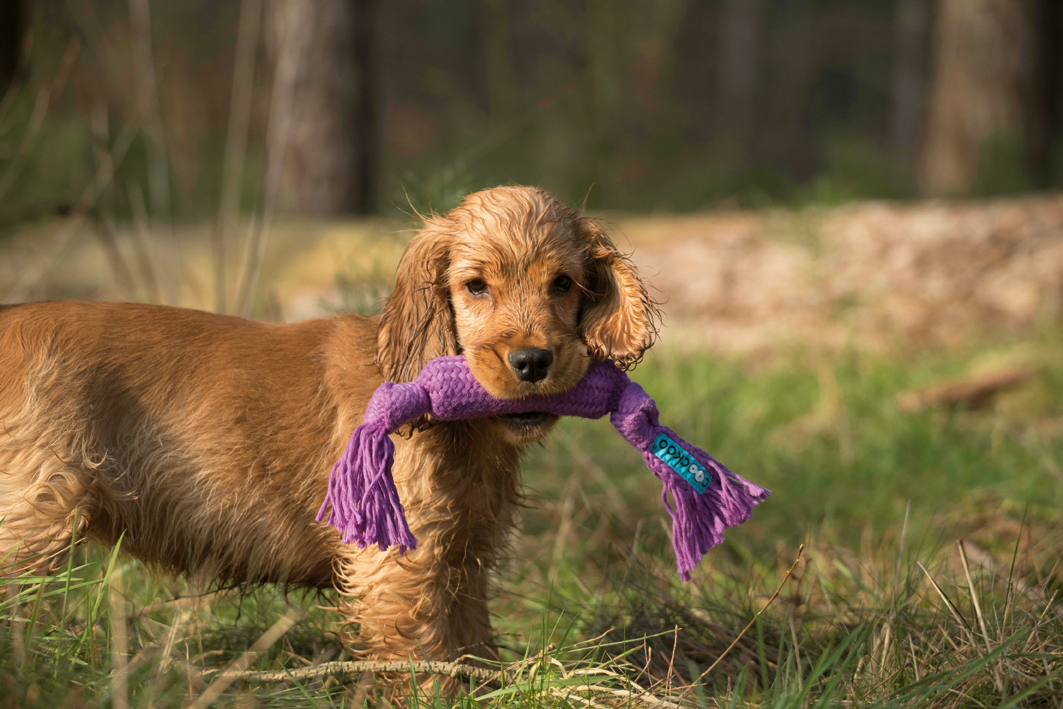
xmin=494 ymin=411 xmax=560 ymax=443
xmin=497 ymin=411 xmax=552 ymax=427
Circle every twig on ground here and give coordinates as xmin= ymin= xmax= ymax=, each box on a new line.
xmin=699 ymin=544 xmax=804 ymax=682
xmin=205 ymin=658 xmax=506 ymax=685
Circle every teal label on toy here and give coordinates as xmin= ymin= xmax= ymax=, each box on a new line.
xmin=653 ymin=433 xmax=711 ymax=494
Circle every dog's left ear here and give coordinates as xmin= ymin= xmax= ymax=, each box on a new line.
xmin=376 ymin=221 xmax=459 ymax=383
xmin=577 ymin=219 xmax=661 ymax=369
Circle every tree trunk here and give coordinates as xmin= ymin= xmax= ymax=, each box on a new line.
xmin=269 ymin=0 xmax=377 ymax=216
xmin=756 ymin=0 xmax=814 ymax=177
xmin=0 ymin=0 xmax=22 ymax=94
xmin=889 ymin=0 xmax=933 ymax=175
xmin=919 ymin=0 xmax=1034 ymax=197
xmin=1034 ymin=0 xmax=1063 ymax=187
xmin=717 ymin=0 xmax=761 ymax=152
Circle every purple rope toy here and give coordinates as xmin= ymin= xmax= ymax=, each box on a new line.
xmin=317 ymin=355 xmax=770 ymax=581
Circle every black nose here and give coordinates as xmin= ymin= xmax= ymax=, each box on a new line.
xmin=508 ymin=348 xmax=554 ymax=383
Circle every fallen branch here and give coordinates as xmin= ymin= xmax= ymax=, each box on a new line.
xmin=699 ymin=544 xmax=804 ymax=682
xmin=896 ymin=367 xmax=1037 ymax=412
xmin=203 ymin=658 xmax=507 ymax=685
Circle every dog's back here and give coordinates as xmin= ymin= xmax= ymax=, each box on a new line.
xmin=0 ymin=301 xmax=379 ymax=585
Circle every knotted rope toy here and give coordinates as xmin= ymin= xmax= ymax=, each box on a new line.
xmin=317 ymin=355 xmax=770 ymax=580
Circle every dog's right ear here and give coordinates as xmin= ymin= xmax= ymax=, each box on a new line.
xmin=376 ymin=222 xmax=458 ymax=383
xmin=577 ymin=218 xmax=660 ymax=369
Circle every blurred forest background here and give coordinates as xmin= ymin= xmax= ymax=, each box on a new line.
xmin=3 ymin=0 xmax=1063 ymax=222
xmin=2 ymin=0 xmax=1063 ymax=338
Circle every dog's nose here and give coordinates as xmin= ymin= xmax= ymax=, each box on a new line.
xmin=508 ymin=348 xmax=554 ymax=383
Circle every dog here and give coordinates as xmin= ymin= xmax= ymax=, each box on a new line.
xmin=0 ymin=185 xmax=659 ymax=664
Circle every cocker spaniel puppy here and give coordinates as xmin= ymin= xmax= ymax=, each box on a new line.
xmin=0 ymin=185 xmax=658 ymax=663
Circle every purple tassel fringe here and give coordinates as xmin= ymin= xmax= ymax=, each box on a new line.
xmin=316 ymin=424 xmax=417 ymax=553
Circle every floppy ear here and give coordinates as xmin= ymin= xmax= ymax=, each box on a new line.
xmin=578 ymin=219 xmax=661 ymax=369
xmin=376 ymin=221 xmax=459 ymax=383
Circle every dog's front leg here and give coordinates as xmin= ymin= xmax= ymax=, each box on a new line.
xmin=337 ymin=541 xmax=497 ymax=664
xmin=334 ymin=424 xmax=520 ymax=664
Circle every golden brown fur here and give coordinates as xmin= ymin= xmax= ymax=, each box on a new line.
xmin=0 ymin=186 xmax=658 ymax=664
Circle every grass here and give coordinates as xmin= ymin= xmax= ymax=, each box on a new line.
xmin=2 ymin=327 xmax=1061 ymax=707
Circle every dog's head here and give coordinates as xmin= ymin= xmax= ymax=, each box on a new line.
xmin=377 ymin=186 xmax=659 ymax=444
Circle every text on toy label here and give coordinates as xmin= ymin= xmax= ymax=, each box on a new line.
xmin=652 ymin=433 xmax=711 ymax=494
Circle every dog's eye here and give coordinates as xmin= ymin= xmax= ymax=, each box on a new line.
xmin=551 ymin=275 xmax=573 ymax=296
xmin=466 ymin=279 xmax=488 ymax=296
